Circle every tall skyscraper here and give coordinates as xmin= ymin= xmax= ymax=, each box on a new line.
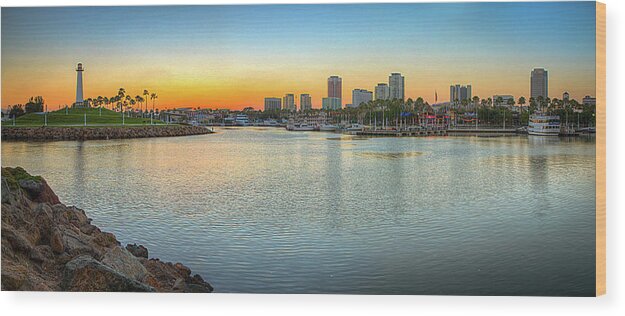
xmin=375 ymin=83 xmax=389 ymax=100
xmin=75 ymin=63 xmax=84 ymax=106
xmin=300 ymin=94 xmax=312 ymax=111
xmin=351 ymin=89 xmax=373 ymax=108
xmin=327 ymin=76 xmax=342 ymax=106
xmin=530 ymin=68 xmax=549 ymax=99
xmin=450 ymin=83 xmax=472 ymax=103
xmin=264 ymin=97 xmax=282 ymax=111
xmin=283 ymin=93 xmax=296 ymax=111
xmin=389 ymin=73 xmax=405 ymax=101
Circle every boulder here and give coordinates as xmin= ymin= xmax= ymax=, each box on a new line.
xmin=61 ymin=255 xmax=154 ymax=292
xmin=50 ymin=228 xmax=64 ymax=254
xmin=2 ymin=167 xmax=213 ymax=293
xmin=101 ymin=246 xmax=148 ymax=282
xmin=126 ymin=243 xmax=148 ymax=258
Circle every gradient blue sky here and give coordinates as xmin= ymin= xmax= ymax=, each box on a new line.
xmin=2 ymin=2 xmax=597 ymax=109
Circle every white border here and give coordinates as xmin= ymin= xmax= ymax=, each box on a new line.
xmin=1 ymin=1 xmax=623 ymax=315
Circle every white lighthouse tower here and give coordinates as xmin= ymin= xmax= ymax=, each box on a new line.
xmin=75 ymin=63 xmax=84 ymax=107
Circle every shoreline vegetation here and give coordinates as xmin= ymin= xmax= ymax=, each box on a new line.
xmin=1 ymin=167 xmax=214 ymax=292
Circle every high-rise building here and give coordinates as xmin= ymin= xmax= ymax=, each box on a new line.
xmin=300 ymin=94 xmax=312 ymax=111
xmin=375 ymin=83 xmax=389 ymax=100
xmin=327 ymin=76 xmax=342 ymax=106
xmin=389 ymin=73 xmax=405 ymax=100
xmin=351 ymin=89 xmax=373 ymax=108
xmin=563 ymin=91 xmax=570 ymax=104
xmin=530 ymin=68 xmax=549 ymax=99
xmin=450 ymin=84 xmax=472 ymax=103
xmin=283 ymin=93 xmax=296 ymax=111
xmin=322 ymin=97 xmax=342 ymax=110
xmin=264 ymin=97 xmax=282 ymax=111
xmin=75 ymin=63 xmax=84 ymax=107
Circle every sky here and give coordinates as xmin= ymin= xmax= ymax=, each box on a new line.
xmin=2 ymin=2 xmax=597 ymax=110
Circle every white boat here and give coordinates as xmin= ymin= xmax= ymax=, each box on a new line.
xmin=528 ymin=114 xmax=560 ymax=136
xmin=263 ymin=119 xmax=279 ymax=126
xmin=234 ymin=114 xmax=250 ymax=126
xmin=287 ymin=123 xmax=315 ymax=131
xmin=344 ymin=123 xmax=365 ymax=132
xmin=319 ymin=124 xmax=338 ymax=131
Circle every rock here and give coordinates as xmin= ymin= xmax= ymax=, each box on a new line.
xmin=1 ymin=177 xmax=11 ymax=203
xmin=17 ymin=177 xmax=59 ymax=205
xmin=50 ymin=228 xmax=64 ymax=254
xmin=61 ymin=255 xmax=154 ymax=292
xmin=30 ymin=245 xmax=54 ymax=262
xmin=1 ymin=262 xmax=29 ymax=290
xmin=93 ymin=231 xmax=119 ymax=248
xmin=101 ymin=246 xmax=148 ymax=282
xmin=1 ymin=126 xmax=212 ymax=142
xmin=18 ymin=178 xmax=44 ymax=197
xmin=126 ymin=243 xmax=148 ymax=258
xmin=174 ymin=262 xmax=192 ymax=277
xmin=2 ymin=167 xmax=213 ymax=293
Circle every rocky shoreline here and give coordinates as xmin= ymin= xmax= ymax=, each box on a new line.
xmin=1 ymin=167 xmax=213 ymax=292
xmin=1 ymin=125 xmax=212 ymax=141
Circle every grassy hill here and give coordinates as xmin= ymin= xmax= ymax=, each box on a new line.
xmin=4 ymin=107 xmax=169 ymax=127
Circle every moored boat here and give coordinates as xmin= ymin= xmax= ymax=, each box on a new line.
xmin=528 ymin=114 xmax=560 ymax=136
xmin=287 ymin=123 xmax=315 ymax=131
xmin=319 ymin=124 xmax=338 ymax=132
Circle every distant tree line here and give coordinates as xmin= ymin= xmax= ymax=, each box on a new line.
xmin=5 ymin=96 xmax=45 ymax=118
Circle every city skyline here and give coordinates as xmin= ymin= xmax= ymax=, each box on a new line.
xmin=2 ymin=3 xmax=597 ymax=110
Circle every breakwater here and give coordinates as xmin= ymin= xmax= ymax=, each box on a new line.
xmin=1 ymin=125 xmax=212 ymax=141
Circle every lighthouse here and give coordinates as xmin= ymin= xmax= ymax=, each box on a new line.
xmin=76 ymin=63 xmax=84 ymax=107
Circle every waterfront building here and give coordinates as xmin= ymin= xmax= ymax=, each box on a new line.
xmin=75 ymin=63 xmax=84 ymax=107
xmin=492 ymin=95 xmax=515 ymax=107
xmin=264 ymin=97 xmax=282 ymax=111
xmin=389 ymin=73 xmax=405 ymax=101
xmin=530 ymin=68 xmax=549 ymax=99
xmin=449 ymin=84 xmax=472 ymax=104
xmin=583 ymin=95 xmax=596 ymax=106
xmin=300 ymin=94 xmax=312 ymax=111
xmin=351 ymin=89 xmax=373 ymax=108
xmin=375 ymin=83 xmax=389 ymax=100
xmin=327 ymin=76 xmax=342 ymax=106
xmin=283 ymin=93 xmax=296 ymax=111
xmin=322 ymin=97 xmax=342 ymax=111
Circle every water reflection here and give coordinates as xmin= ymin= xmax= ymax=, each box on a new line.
xmin=1 ymin=129 xmax=596 ymax=295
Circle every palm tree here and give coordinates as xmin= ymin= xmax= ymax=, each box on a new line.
xmin=135 ymin=95 xmax=142 ymax=113
xmin=495 ymin=96 xmax=504 ymax=107
xmin=143 ymin=90 xmax=149 ymax=113
xmin=507 ymin=97 xmax=515 ymax=108
xmin=150 ymin=93 xmax=158 ymax=124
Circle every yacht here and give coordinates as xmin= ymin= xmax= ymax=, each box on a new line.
xmin=234 ymin=114 xmax=250 ymax=126
xmin=528 ymin=114 xmax=560 ymax=136
xmin=344 ymin=123 xmax=365 ymax=132
xmin=319 ymin=124 xmax=338 ymax=132
xmin=287 ymin=123 xmax=315 ymax=131
xmin=263 ymin=119 xmax=279 ymax=127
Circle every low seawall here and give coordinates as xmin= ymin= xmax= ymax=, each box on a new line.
xmin=1 ymin=125 xmax=212 ymax=141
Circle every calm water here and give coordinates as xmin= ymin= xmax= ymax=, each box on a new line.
xmin=1 ymin=128 xmax=596 ymax=295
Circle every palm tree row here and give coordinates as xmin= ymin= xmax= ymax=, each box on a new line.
xmin=82 ymin=88 xmax=158 ymax=118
